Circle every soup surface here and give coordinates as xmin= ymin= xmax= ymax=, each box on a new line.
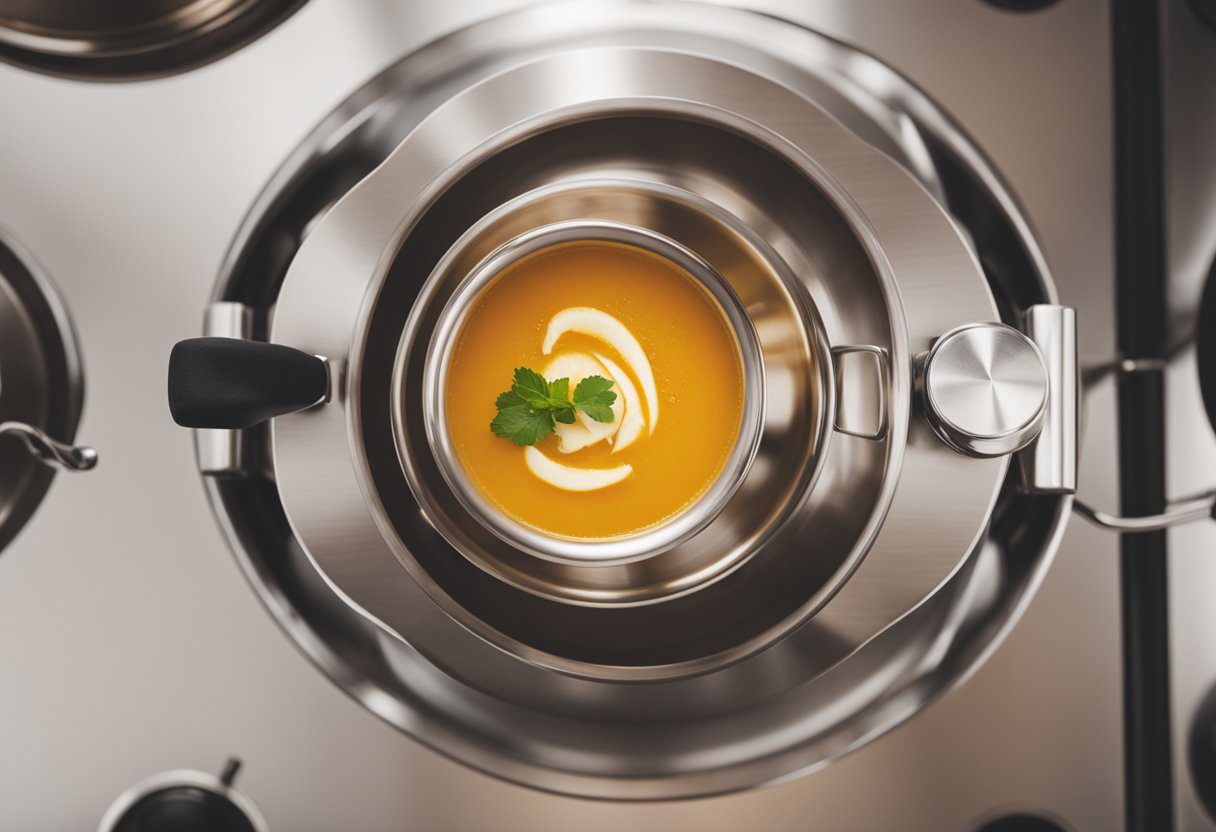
xmin=443 ymin=240 xmax=745 ymax=540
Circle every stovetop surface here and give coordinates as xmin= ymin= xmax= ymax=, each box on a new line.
xmin=1 ymin=0 xmax=1207 ymax=829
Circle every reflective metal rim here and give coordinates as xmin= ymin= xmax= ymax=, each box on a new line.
xmin=389 ymin=177 xmax=832 ymax=614
xmin=96 ymin=769 xmax=268 ymax=832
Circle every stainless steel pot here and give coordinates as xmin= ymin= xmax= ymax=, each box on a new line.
xmin=0 ymin=227 xmax=95 ymax=558
xmin=97 ymin=758 xmax=267 ymax=832
xmin=404 ymin=194 xmax=833 ymax=609
xmin=414 ymin=216 xmax=771 ymax=576
xmin=166 ymin=1 xmax=1078 ymax=800
xmin=0 ymin=0 xmax=307 ymax=79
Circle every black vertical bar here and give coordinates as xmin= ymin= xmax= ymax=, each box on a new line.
xmin=1111 ymin=0 xmax=1173 ymax=830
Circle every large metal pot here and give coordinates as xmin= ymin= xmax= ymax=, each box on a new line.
xmin=166 ymin=1 xmax=1076 ymax=800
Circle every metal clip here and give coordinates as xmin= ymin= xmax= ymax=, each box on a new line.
xmin=196 ymin=301 xmax=253 ymax=476
xmin=1019 ymin=305 xmax=1078 ymax=493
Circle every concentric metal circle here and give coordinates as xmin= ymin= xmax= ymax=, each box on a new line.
xmin=389 ymin=176 xmax=832 ymax=616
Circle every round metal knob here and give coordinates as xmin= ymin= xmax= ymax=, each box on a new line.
xmin=921 ymin=323 xmax=1049 ymax=457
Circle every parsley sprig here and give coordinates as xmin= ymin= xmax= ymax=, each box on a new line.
xmin=490 ymin=367 xmax=617 ymax=446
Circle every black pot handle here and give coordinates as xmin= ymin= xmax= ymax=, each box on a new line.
xmin=168 ymin=337 xmax=328 ymax=429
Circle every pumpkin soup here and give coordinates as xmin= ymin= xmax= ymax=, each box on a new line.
xmin=443 ymin=240 xmax=745 ymax=540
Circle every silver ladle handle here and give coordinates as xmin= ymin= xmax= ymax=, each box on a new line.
xmin=0 ymin=421 xmax=97 ymax=471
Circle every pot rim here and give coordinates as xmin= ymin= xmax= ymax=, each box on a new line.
xmin=412 ymin=218 xmax=768 ymax=567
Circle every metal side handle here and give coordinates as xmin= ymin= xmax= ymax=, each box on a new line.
xmin=1019 ymin=305 xmax=1078 ymax=493
xmin=831 ymin=344 xmax=888 ymax=440
xmin=1074 ymin=490 xmax=1216 ymax=533
xmin=1064 ymin=305 xmax=1216 ymax=534
xmin=194 ymin=302 xmax=252 ymax=476
xmin=0 ymin=421 xmax=97 ymax=471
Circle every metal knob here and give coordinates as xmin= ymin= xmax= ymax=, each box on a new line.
xmin=921 ymin=323 xmax=1049 ymax=458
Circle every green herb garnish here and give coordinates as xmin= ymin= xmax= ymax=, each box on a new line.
xmin=490 ymin=367 xmax=616 ymax=446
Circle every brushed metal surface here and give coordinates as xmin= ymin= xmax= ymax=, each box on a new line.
xmin=1021 ymin=304 xmax=1079 ymax=493
xmin=0 ymin=0 xmax=1123 ymax=828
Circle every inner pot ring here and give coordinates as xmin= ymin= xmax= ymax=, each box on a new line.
xmin=413 ymin=219 xmax=766 ymax=567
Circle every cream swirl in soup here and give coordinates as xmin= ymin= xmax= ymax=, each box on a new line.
xmin=523 ymin=308 xmax=658 ymax=491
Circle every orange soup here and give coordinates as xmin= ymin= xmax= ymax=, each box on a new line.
xmin=443 ymin=241 xmax=745 ymax=540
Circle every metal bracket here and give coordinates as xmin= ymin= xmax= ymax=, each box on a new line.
xmin=831 ymin=344 xmax=889 ymax=440
xmin=1070 ymin=331 xmax=1214 ymax=532
xmin=195 ymin=301 xmax=253 ymax=476
xmin=1019 ymin=305 xmax=1078 ymax=493
xmin=1073 ymin=490 xmax=1216 ymax=533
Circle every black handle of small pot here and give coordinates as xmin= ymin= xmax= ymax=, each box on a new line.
xmin=168 ymin=337 xmax=328 ymax=429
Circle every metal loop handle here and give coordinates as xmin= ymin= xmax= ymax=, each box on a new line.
xmin=0 ymin=421 xmax=97 ymax=471
xmin=1073 ymin=490 xmax=1216 ymax=534
xmin=831 ymin=344 xmax=889 ymax=441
